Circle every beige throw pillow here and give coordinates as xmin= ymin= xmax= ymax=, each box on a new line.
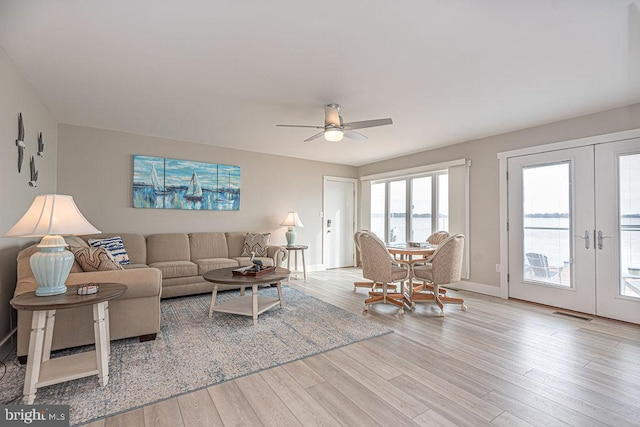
xmin=241 ymin=233 xmax=271 ymax=257
xmin=70 ymin=246 xmax=124 ymax=272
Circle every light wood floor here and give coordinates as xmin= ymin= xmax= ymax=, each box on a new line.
xmin=88 ymin=268 xmax=640 ymax=427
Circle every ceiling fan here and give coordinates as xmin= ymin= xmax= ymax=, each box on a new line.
xmin=276 ymin=104 xmax=393 ymax=142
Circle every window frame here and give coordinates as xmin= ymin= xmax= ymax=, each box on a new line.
xmin=372 ymin=170 xmax=448 ymax=243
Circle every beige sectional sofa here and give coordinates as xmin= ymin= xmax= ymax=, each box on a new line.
xmin=14 ymin=231 xmax=287 ymax=360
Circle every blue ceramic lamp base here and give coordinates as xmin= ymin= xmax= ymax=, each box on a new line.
xmin=285 ymin=228 xmax=296 ymax=246
xmin=30 ymin=235 xmax=73 ymax=296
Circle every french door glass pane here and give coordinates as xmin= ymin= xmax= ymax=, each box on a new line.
xmin=619 ymin=153 xmax=640 ymax=298
xmin=411 ymin=177 xmax=432 ymax=241
xmin=389 ymin=180 xmax=406 ymax=243
xmin=438 ymin=174 xmax=449 ymax=231
xmin=370 ymin=182 xmax=386 ymax=240
xmin=522 ymin=162 xmax=571 ymax=287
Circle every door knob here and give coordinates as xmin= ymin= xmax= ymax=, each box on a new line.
xmin=597 ymin=230 xmax=612 ymax=250
xmin=574 ymin=230 xmax=590 ymax=249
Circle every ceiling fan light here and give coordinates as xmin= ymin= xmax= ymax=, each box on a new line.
xmin=324 ymin=129 xmax=344 ymax=142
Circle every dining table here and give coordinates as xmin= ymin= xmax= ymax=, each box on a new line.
xmin=387 ymin=243 xmax=437 ymax=260
xmin=386 ymin=243 xmax=439 ymax=306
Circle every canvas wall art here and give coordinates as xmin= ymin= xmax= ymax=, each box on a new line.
xmin=133 ymin=155 xmax=240 ymax=210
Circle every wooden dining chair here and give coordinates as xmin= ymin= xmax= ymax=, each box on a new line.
xmin=427 ymin=231 xmax=449 ymax=245
xmin=353 ymin=229 xmax=397 ymax=292
xmin=410 ymin=234 xmax=467 ymax=316
xmin=357 ymin=230 xmax=410 ymax=314
xmin=412 ymin=231 xmax=450 ymax=294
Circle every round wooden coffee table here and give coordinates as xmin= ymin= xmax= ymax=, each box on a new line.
xmin=10 ymin=283 xmax=127 ymax=404
xmin=203 ymin=267 xmax=290 ymax=324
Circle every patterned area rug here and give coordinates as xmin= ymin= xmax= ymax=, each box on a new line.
xmin=0 ymin=286 xmax=391 ymax=425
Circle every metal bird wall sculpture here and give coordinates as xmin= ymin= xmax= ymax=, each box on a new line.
xmin=16 ymin=112 xmax=25 ymax=173
xmin=29 ymin=156 xmax=38 ymax=187
xmin=37 ymin=132 xmax=44 ymax=157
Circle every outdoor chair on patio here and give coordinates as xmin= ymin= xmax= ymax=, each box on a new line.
xmin=357 ymin=230 xmax=411 ymax=314
xmin=525 ymin=252 xmax=563 ymax=283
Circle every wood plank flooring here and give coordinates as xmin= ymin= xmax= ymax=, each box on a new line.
xmin=88 ymin=268 xmax=640 ymax=426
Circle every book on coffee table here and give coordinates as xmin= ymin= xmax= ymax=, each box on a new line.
xmin=232 ymin=266 xmax=276 ymax=277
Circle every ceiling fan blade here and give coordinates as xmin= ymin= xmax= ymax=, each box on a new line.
xmin=344 ymin=130 xmax=367 ymax=140
xmin=304 ymin=131 xmax=324 ymax=142
xmin=276 ymin=124 xmax=324 ymax=129
xmin=343 ymin=118 xmax=393 ymax=130
xmin=324 ymin=104 xmax=341 ymax=126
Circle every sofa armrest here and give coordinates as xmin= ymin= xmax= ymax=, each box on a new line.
xmin=267 ymin=245 xmax=288 ymax=266
xmin=15 ymin=268 xmax=163 ymax=300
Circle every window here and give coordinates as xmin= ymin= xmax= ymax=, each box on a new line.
xmin=371 ymin=171 xmax=448 ymax=243
xmin=370 ymin=182 xmax=386 ymax=239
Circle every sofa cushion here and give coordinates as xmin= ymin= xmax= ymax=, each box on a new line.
xmin=147 ymin=233 xmax=191 ymax=263
xmin=189 ymin=232 xmax=228 ymax=260
xmin=193 ymin=258 xmax=238 ymax=275
xmin=241 ymin=232 xmax=271 ymax=257
xmin=70 ymin=246 xmax=123 ymax=272
xmin=148 ymin=260 xmax=198 ymax=279
xmin=88 ymin=236 xmax=131 ymax=265
xmin=225 ymin=232 xmax=247 ymax=258
xmin=233 ymin=257 xmax=274 ymax=267
xmin=123 ymin=264 xmax=149 ymax=270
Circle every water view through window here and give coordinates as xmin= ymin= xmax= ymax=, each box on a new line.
xmin=411 ymin=177 xmax=432 ymax=242
xmin=619 ymin=153 xmax=640 ymax=299
xmin=370 ymin=172 xmax=448 ymax=243
xmin=522 ymin=162 xmax=571 ymax=287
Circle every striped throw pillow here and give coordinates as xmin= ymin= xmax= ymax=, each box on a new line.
xmin=88 ymin=236 xmax=131 ymax=265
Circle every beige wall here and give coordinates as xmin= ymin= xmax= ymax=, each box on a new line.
xmin=57 ymin=124 xmax=357 ymax=268
xmin=0 ymin=45 xmax=58 ymax=348
xmin=358 ymin=103 xmax=640 ymax=290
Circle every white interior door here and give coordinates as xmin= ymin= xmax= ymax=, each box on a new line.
xmin=595 ymin=139 xmax=640 ymax=324
xmin=508 ymin=146 xmax=596 ymax=314
xmin=323 ymin=177 xmax=356 ymax=269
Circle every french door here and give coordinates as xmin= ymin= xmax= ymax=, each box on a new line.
xmin=507 ymin=139 xmax=640 ymax=324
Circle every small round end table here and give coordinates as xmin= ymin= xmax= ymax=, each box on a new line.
xmin=10 ymin=283 xmax=127 ymax=404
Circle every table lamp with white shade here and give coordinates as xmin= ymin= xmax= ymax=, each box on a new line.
xmin=280 ymin=212 xmax=304 ymax=246
xmin=4 ymin=194 xmax=100 ymax=296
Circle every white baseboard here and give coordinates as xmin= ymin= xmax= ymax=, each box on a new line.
xmin=452 ymin=280 xmax=501 ymax=297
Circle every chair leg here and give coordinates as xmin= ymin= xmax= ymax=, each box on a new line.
xmin=413 ymin=282 xmax=446 ymax=294
xmin=410 ymin=281 xmax=466 ymax=315
xmin=438 ymin=295 xmax=467 ymax=311
xmin=354 ymin=281 xmax=397 ymax=292
xmin=363 ymin=284 xmax=405 ymax=314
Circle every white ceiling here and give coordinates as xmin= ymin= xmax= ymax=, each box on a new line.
xmin=1 ymin=1 xmax=639 ymax=167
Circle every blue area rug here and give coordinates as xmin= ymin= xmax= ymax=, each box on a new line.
xmin=0 ymin=286 xmax=392 ymax=425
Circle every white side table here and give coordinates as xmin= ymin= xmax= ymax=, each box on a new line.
xmin=10 ymin=283 xmax=127 ymax=404
xmin=285 ymin=245 xmax=308 ymax=280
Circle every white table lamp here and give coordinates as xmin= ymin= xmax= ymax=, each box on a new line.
xmin=4 ymin=194 xmax=100 ymax=296
xmin=280 ymin=212 xmax=304 ymax=246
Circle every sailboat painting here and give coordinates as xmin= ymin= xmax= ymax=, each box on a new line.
xmin=133 ymin=155 xmax=240 ymax=210
xmin=133 ymin=156 xmax=166 ymax=209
